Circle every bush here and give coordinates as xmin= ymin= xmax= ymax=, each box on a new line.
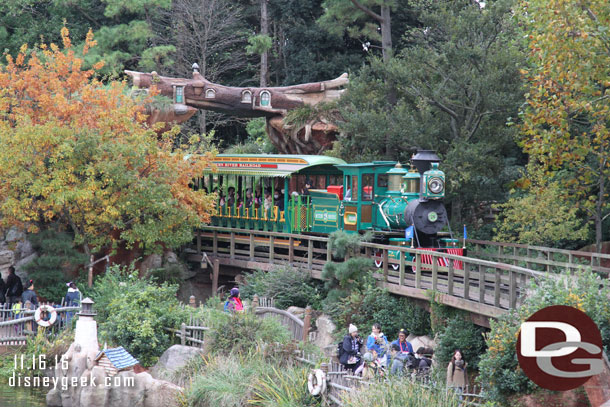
xmin=203 ymin=308 xmax=290 ymax=355
xmin=250 ymin=365 xmax=321 ymax=407
xmin=188 ymin=354 xmax=272 ymax=407
xmin=92 ymin=263 xmax=187 ymax=366
xmin=435 ymin=316 xmax=487 ymax=371
xmin=239 ymin=267 xmax=325 ymax=310
xmin=326 ymin=284 xmax=431 ymax=340
xmin=22 ymin=228 xmax=88 ymax=302
xmin=478 ymin=269 xmax=610 ymax=404
xmin=341 ymin=377 xmax=460 ymax=407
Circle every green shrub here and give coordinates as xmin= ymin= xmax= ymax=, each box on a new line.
xmin=188 ymin=354 xmax=273 ymax=407
xmin=204 ymin=308 xmax=290 ymax=355
xmin=92 ymin=263 xmax=187 ymax=366
xmin=326 ymin=284 xmax=431 ymax=340
xmin=22 ymin=228 xmax=88 ymax=302
xmin=250 ymin=365 xmax=321 ymax=407
xmin=239 ymin=267 xmax=325 ymax=309
xmin=478 ymin=269 xmax=610 ymax=404
xmin=341 ymin=378 xmax=460 ymax=407
xmin=435 ymin=316 xmax=487 ymax=371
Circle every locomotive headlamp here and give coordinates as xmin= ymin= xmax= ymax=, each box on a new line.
xmin=428 ymin=177 xmax=444 ymax=194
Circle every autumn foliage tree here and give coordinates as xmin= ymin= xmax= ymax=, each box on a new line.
xmin=517 ymin=0 xmax=610 ymax=252
xmin=0 ymin=28 xmax=216 ymax=257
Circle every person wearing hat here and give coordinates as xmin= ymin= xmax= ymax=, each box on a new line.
xmin=21 ymin=279 xmax=39 ymax=310
xmin=224 ymin=287 xmax=244 ymax=312
xmin=339 ymin=323 xmax=363 ymax=373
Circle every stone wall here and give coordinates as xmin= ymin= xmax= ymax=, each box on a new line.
xmin=0 ymin=228 xmax=35 ymax=283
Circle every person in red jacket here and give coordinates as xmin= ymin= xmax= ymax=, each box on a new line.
xmin=224 ymin=287 xmax=244 ymax=312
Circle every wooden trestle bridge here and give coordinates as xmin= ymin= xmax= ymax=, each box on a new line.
xmin=190 ymin=226 xmax=610 ymax=328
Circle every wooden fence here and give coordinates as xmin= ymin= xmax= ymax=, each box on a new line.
xmin=467 ymin=239 xmax=610 ymax=276
xmin=0 ymin=301 xmax=81 ymax=346
xmin=193 ymin=226 xmax=552 ymax=323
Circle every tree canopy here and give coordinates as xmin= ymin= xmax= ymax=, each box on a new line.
xmin=0 ymin=28 xmax=215 ymax=256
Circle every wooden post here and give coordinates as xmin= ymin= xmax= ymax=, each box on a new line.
xmin=303 ymin=306 xmax=312 ymax=343
xmin=509 ymin=270 xmax=517 ymax=308
xmin=196 ymin=230 xmax=201 ymax=255
xmin=432 ymin=256 xmax=438 ymax=291
xmin=230 ymin=232 xmax=235 ymax=259
xmin=180 ymin=322 xmax=186 ymax=346
xmin=478 ymin=265 xmax=485 ymax=304
xmin=189 ymin=295 xmax=196 ymax=308
xmin=326 ymin=242 xmax=332 ymax=263
xmin=213 ymin=230 xmax=218 ymax=255
xmin=212 ymin=259 xmax=219 ymax=294
xmin=270 ymin=235 xmax=275 ymax=262
xmin=464 ymin=264 xmax=470 ymax=300
xmin=448 ymin=260 xmax=454 ymax=296
xmin=399 ymin=250 xmax=405 ymax=286
xmin=252 ymin=294 xmax=260 ymax=309
xmin=382 ymin=249 xmax=388 ymax=282
xmin=494 ymin=271 xmax=501 ymax=307
xmin=88 ymin=254 xmax=94 ymax=288
xmin=289 ymin=236 xmax=294 ymax=265
xmin=415 ymin=253 xmax=421 ymax=289
xmin=249 ymin=233 xmax=255 ymax=261
xmin=307 ymin=240 xmax=313 ymax=269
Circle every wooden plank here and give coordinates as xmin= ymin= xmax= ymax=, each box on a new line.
xmin=415 ymin=253 xmax=421 ymax=289
xmin=464 ymin=264 xmax=470 ymax=300
xmin=399 ymin=252 xmax=405 ymax=286
xmin=383 ymin=250 xmax=388 ymax=282
xmin=230 ymin=232 xmax=235 ymax=259
xmin=448 ymin=261 xmax=454 ymax=296
xmin=289 ymin=237 xmax=294 ymax=265
xmin=308 ymin=240 xmax=313 ymax=269
xmin=270 ymin=236 xmax=275 ymax=262
xmin=249 ymin=234 xmax=255 ymax=260
xmin=213 ymin=230 xmax=218 ymax=255
xmin=510 ymin=271 xmax=517 ymax=308
xmin=479 ymin=265 xmax=485 ymax=304
xmin=432 ymin=258 xmax=438 ymax=291
xmin=494 ymin=271 xmax=501 ymax=307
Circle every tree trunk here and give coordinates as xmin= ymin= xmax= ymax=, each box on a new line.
xmin=260 ymin=0 xmax=269 ymax=87
xmin=380 ymin=5 xmax=393 ymax=64
xmin=596 ymin=171 xmax=605 ymax=253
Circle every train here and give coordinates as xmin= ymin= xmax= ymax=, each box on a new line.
xmin=198 ymin=150 xmax=463 ymax=269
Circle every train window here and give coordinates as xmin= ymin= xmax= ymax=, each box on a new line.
xmin=175 ymin=86 xmax=184 ymax=103
xmin=206 ymin=88 xmax=216 ymax=98
xmin=260 ymin=91 xmax=271 ymax=107
xmin=362 ymin=174 xmax=374 ymax=201
xmin=351 ymin=176 xmax=358 ymax=201
xmin=241 ymin=90 xmax=252 ymax=104
xmin=377 ymin=174 xmax=388 ymax=188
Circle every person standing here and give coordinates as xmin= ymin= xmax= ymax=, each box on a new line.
xmin=224 ymin=287 xmax=244 ymax=312
xmin=0 ymin=273 xmax=6 ymax=304
xmin=21 ymin=280 xmax=39 ymax=309
xmin=64 ymin=282 xmax=81 ymax=325
xmin=339 ymin=324 xmax=363 ymax=373
xmin=5 ymin=266 xmax=23 ymax=306
xmin=447 ymin=349 xmax=469 ymax=399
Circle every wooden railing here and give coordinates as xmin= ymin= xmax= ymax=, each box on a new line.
xmin=0 ymin=302 xmax=81 ymax=345
xmin=467 ymin=239 xmax=610 ymax=276
xmin=193 ymin=226 xmax=550 ymax=322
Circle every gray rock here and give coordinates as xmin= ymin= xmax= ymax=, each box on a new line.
xmin=5 ymin=228 xmax=24 ymax=242
xmin=14 ymin=252 xmax=37 ymax=271
xmin=312 ymin=314 xmax=336 ymax=351
xmin=150 ymin=345 xmax=202 ymax=380
xmin=46 ymin=388 xmax=63 ymax=407
xmin=144 ymin=376 xmax=182 ymax=407
xmin=0 ymin=250 xmax=14 ymax=268
xmin=108 ymin=371 xmax=145 ymax=407
xmin=286 ymin=306 xmax=305 ymax=317
xmin=140 ymin=254 xmax=162 ymax=272
xmin=16 ymin=238 xmax=34 ymax=261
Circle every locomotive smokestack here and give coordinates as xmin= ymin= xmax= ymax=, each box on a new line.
xmin=411 ymin=150 xmax=440 ymax=175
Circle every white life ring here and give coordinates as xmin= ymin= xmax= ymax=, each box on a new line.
xmin=34 ymin=305 xmax=57 ymax=327
xmin=307 ymin=369 xmax=326 ymax=396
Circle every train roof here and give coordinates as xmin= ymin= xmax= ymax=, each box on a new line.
xmin=204 ymin=154 xmax=347 ymax=177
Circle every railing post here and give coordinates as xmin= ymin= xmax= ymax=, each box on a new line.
xmin=307 ymin=240 xmax=313 ymax=269
xmin=252 ymin=294 xmax=260 ymax=309
xmin=494 ymin=271 xmax=501 ymax=307
xmin=510 ymin=271 xmax=517 ymax=308
xmin=479 ymin=265 xmax=485 ymax=304
xmin=250 ymin=233 xmax=255 ymax=261
xmin=432 ymin=255 xmax=438 ymax=291
xmin=270 ymin=235 xmax=275 ymax=262
xmin=213 ymin=230 xmax=218 ymax=256
xmin=415 ymin=253 xmax=421 ymax=289
xmin=180 ymin=322 xmax=186 ymax=346
xmin=448 ymin=260 xmax=454 ymax=296
xmin=189 ymin=295 xmax=196 ymax=308
xmin=212 ymin=259 xmax=219 ymax=294
xmin=399 ymin=250 xmax=405 ymax=286
xmin=289 ymin=236 xmax=294 ymax=265
xmin=464 ymin=263 xmax=470 ymax=300
xmin=327 ymin=242 xmax=332 ymax=263
xmin=230 ymin=231 xmax=235 ymax=259
xmin=303 ymin=306 xmax=312 ymax=343
xmin=382 ymin=249 xmax=388 ymax=282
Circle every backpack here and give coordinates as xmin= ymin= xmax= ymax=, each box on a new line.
xmin=9 ymin=276 xmax=22 ymax=297
xmin=337 ymin=341 xmax=344 ymax=358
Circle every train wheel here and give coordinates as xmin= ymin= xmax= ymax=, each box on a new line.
xmin=373 ymin=250 xmax=383 ymax=268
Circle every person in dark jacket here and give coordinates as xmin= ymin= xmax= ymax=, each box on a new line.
xmin=5 ymin=266 xmax=23 ymax=306
xmin=21 ymin=280 xmax=39 ymax=309
xmin=64 ymin=281 xmax=81 ymax=324
xmin=339 ymin=324 xmax=363 ymax=373
xmin=0 ymin=274 xmax=6 ymax=304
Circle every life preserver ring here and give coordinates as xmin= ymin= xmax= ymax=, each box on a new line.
xmin=307 ymin=369 xmax=326 ymax=396
xmin=34 ymin=305 xmax=57 ymax=327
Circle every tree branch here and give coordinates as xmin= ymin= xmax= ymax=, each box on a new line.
xmin=349 ymin=0 xmax=383 ymax=22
